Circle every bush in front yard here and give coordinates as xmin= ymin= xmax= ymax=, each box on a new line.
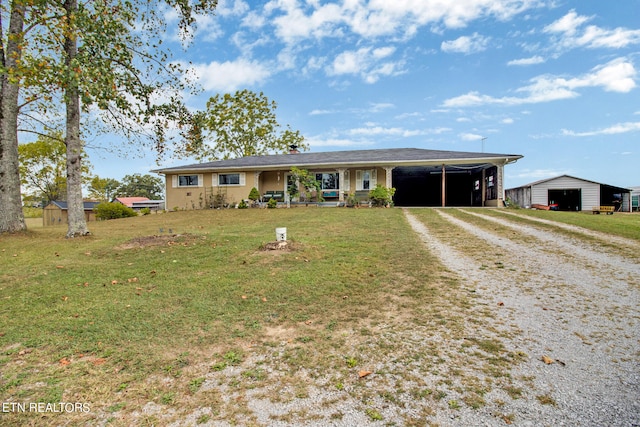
xmin=94 ymin=202 xmax=138 ymax=220
xmin=369 ymin=185 xmax=396 ymax=207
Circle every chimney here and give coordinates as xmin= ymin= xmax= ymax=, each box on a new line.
xmin=289 ymin=144 xmax=299 ymax=154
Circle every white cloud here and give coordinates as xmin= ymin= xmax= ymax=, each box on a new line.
xmin=217 ymin=0 xmax=250 ymax=17
xmin=561 ymin=121 xmax=640 ymax=137
xmin=348 ymin=125 xmax=449 ymax=137
xmin=263 ymin=0 xmax=543 ymax=43
xmin=502 ymin=118 xmax=514 ymax=124
xmin=306 ymin=136 xmax=374 ymax=148
xmin=441 ymin=33 xmax=490 ymax=54
xmin=443 ymin=58 xmax=637 ymax=107
xmin=507 ymin=55 xmax=545 ymax=66
xmin=368 ymin=103 xmax=395 ymax=112
xmin=328 ymin=48 xmax=404 ymax=83
xmin=544 ymin=9 xmax=640 ymax=50
xmin=459 ymin=132 xmax=483 ymax=141
xmin=349 ymin=126 xmax=422 ymax=137
xmin=543 ymin=10 xmax=591 ymax=36
xmin=308 ymin=109 xmax=335 ymax=116
xmin=191 ymin=58 xmax=272 ymax=92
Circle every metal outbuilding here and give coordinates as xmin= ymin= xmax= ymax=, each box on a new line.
xmin=506 ymin=175 xmax=632 ymax=212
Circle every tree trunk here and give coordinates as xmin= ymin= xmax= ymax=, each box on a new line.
xmin=0 ymin=3 xmax=27 ymax=233
xmin=64 ymin=0 xmax=89 ymax=237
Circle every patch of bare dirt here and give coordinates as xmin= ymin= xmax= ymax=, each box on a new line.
xmin=115 ymin=233 xmax=201 ymax=250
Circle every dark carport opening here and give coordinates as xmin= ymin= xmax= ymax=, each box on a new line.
xmin=548 ymin=188 xmax=581 ymax=211
xmin=392 ymin=166 xmax=487 ymax=207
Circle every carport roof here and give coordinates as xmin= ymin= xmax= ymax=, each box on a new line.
xmin=152 ymin=148 xmax=522 ymax=173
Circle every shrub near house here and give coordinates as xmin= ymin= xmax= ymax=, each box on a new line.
xmin=94 ymin=202 xmax=137 ymax=220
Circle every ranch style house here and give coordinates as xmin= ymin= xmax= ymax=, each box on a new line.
xmin=152 ymin=147 xmax=523 ymax=210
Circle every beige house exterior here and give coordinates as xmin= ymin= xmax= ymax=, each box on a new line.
xmin=152 ymin=148 xmax=523 ymax=210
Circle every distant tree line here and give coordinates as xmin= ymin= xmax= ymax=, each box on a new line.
xmin=19 ymin=133 xmax=163 ymax=206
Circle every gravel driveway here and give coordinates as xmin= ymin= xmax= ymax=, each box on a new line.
xmin=162 ymin=208 xmax=638 ymax=427
xmin=404 ymin=208 xmax=639 ymax=427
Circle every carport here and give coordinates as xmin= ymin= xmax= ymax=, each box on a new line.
xmin=393 ymin=163 xmax=504 ymax=207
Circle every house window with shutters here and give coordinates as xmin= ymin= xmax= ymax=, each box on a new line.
xmin=214 ymin=173 xmax=245 ymax=186
xmin=356 ymin=169 xmax=377 ymax=191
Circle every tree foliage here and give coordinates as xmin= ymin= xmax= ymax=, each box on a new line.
xmin=188 ymin=90 xmax=307 ymax=160
xmin=88 ymin=176 xmax=120 ymax=202
xmin=0 ymin=0 xmax=218 ymax=235
xmin=18 ymin=132 xmax=91 ymax=205
xmin=116 ymin=174 xmax=163 ymax=200
xmin=287 ymin=167 xmax=322 ymax=202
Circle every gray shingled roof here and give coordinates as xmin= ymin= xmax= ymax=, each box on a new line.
xmin=48 ymin=201 xmax=100 ymax=210
xmin=153 ymin=148 xmax=522 ymax=173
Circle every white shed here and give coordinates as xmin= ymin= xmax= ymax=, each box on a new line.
xmin=506 ymin=175 xmax=631 ymax=212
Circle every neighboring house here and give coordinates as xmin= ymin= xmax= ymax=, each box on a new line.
xmin=113 ymin=197 xmax=164 ymax=211
xmin=151 ymin=147 xmax=523 ymax=209
xmin=43 ymin=201 xmax=99 ymax=226
xmin=506 ymin=175 xmax=632 ymax=212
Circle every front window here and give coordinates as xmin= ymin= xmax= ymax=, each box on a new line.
xmin=315 ymin=173 xmax=339 ymax=190
xmin=362 ymin=170 xmax=371 ymax=190
xmin=178 ymin=175 xmax=198 ymax=186
xmin=218 ymin=173 xmax=240 ymax=185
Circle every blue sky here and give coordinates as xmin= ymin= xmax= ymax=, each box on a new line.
xmin=89 ymin=0 xmax=640 ymax=189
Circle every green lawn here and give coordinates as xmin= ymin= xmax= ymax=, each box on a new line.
xmin=2 ymin=207 xmax=633 ymax=425
xmin=498 ymin=208 xmax=640 ymax=241
xmin=1 ymin=208 xmax=467 ymax=425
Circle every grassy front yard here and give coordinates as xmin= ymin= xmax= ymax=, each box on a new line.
xmin=2 ymin=207 xmax=635 ymax=425
xmin=2 ymin=208 xmax=471 ymax=425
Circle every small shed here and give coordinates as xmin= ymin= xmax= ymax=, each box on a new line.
xmin=43 ymin=201 xmax=99 ymax=226
xmin=506 ymin=175 xmax=631 ymax=212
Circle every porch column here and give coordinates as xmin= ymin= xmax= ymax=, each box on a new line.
xmin=337 ymin=168 xmax=346 ymax=202
xmin=384 ymin=166 xmax=394 ymax=188
xmin=441 ymin=164 xmax=446 ymax=207
xmin=254 ymin=171 xmax=261 ymax=190
xmin=497 ymin=163 xmax=504 ymax=207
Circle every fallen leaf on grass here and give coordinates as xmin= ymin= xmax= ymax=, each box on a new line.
xmin=59 ymin=358 xmax=71 ymax=366
xmin=56 ymin=265 xmax=65 ymax=269
xmin=61 ymin=296 xmax=68 ymax=301
xmin=92 ymin=358 xmax=106 ymax=366
xmin=127 ymin=277 xmax=138 ymax=283
xmin=241 ymin=295 xmax=248 ymax=299
xmin=111 ymin=280 xmax=118 ymax=285
xmin=541 ymin=355 xmax=554 ymax=364
xmin=358 ymin=370 xmax=372 ymax=378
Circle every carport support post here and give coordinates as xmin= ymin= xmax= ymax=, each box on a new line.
xmin=441 ymin=164 xmax=446 ymax=207
xmin=482 ymin=169 xmax=486 ymax=206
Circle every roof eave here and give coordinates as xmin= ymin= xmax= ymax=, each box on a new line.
xmin=152 ymin=154 xmax=523 ymax=174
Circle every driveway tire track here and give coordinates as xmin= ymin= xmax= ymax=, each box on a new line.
xmin=403 ymin=208 xmax=640 ymax=427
